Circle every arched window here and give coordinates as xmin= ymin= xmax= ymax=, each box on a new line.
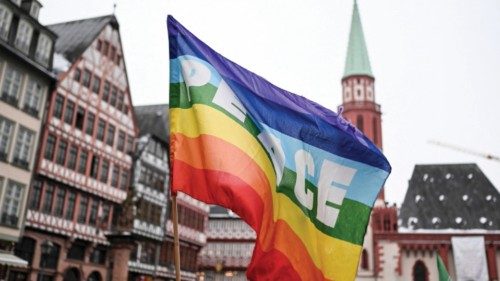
xmin=87 ymin=271 xmax=102 ymax=281
xmin=413 ymin=260 xmax=429 ymax=281
xmin=63 ymin=267 xmax=80 ymax=281
xmin=361 ymin=249 xmax=369 ymax=270
xmin=356 ymin=115 xmax=364 ymax=133
xmin=373 ymin=117 xmax=378 ymax=146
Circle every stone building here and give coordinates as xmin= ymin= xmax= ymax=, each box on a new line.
xmin=18 ymin=15 xmax=138 ymax=281
xmin=0 ymin=0 xmax=56 ymax=278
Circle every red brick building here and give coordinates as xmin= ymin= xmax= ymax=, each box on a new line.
xmin=16 ymin=15 xmax=138 ymax=281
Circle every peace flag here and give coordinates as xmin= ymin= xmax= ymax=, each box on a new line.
xmin=167 ymin=15 xmax=391 ymax=281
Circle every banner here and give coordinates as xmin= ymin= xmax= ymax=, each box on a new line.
xmin=451 ymin=236 xmax=489 ymax=281
xmin=168 ymin=15 xmax=391 ymax=281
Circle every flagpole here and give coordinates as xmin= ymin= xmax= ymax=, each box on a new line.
xmin=172 ymin=193 xmax=182 ymax=281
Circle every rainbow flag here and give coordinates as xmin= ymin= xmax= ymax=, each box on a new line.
xmin=168 ymin=16 xmax=391 ymax=281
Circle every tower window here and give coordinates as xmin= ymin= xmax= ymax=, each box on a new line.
xmin=373 ymin=117 xmax=378 ymax=146
xmin=356 ymin=115 xmax=364 ymax=133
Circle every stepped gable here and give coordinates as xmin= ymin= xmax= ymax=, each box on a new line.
xmin=400 ymin=163 xmax=500 ymax=230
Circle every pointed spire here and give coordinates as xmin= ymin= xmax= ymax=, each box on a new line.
xmin=343 ymin=0 xmax=373 ymax=78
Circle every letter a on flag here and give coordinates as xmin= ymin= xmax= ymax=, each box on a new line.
xmin=168 ymin=15 xmax=391 ymax=281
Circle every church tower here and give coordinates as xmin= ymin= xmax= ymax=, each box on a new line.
xmin=341 ymin=0 xmax=384 ymax=200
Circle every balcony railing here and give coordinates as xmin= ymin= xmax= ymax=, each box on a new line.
xmin=0 ymin=151 xmax=7 ymax=162
xmin=23 ymin=105 xmax=39 ymax=118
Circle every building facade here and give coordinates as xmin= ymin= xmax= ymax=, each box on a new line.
xmin=198 ymin=206 xmax=255 ymax=281
xmin=339 ymin=2 xmax=500 ymax=280
xmin=0 ymin=0 xmax=56 ymax=278
xmin=17 ymin=15 xmax=138 ymax=281
xmin=131 ymin=104 xmax=209 ymax=281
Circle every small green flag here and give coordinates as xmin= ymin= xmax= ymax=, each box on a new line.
xmin=436 ymin=253 xmax=452 ymax=281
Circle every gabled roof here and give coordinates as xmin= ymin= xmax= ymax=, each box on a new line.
xmin=48 ymin=15 xmax=118 ymax=62
xmin=400 ymin=163 xmax=500 ymax=230
xmin=343 ymin=0 xmax=373 ymax=78
xmin=134 ymin=104 xmax=169 ymax=145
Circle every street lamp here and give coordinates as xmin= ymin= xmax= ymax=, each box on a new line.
xmin=38 ymin=240 xmax=54 ymax=281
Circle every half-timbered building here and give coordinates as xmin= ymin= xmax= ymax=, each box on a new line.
xmin=19 ymin=15 xmax=138 ymax=281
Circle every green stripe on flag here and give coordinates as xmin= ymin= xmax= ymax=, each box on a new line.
xmin=436 ymin=253 xmax=452 ymax=281
xmin=278 ymin=168 xmax=372 ymax=245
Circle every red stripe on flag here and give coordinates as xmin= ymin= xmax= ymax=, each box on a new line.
xmin=172 ymin=159 xmax=264 ymax=232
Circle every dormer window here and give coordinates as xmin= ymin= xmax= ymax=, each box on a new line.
xmin=35 ymin=33 xmax=52 ymax=66
xmin=15 ymin=19 xmax=33 ymax=54
xmin=0 ymin=5 xmax=12 ymax=40
xmin=29 ymin=1 xmax=41 ymax=19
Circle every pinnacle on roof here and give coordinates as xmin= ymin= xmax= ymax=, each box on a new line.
xmin=343 ymin=0 xmax=373 ymax=78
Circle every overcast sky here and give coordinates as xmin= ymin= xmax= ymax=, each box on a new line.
xmin=40 ymin=0 xmax=500 ymax=204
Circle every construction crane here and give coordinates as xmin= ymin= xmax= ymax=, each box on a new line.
xmin=428 ymin=140 xmax=500 ymax=163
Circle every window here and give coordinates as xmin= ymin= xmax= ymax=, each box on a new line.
xmin=117 ymin=131 xmax=125 ymax=151
xmin=0 ymin=180 xmax=24 ymax=227
xmin=92 ymin=75 xmax=101 ymax=94
xmin=44 ymin=134 xmax=56 ymax=160
xmin=106 ymin=125 xmax=115 ymax=146
xmin=361 ymin=249 xmax=369 ymax=270
xmin=14 ymin=237 xmax=36 ymax=265
xmin=413 ymin=260 xmax=429 ymax=281
xmin=41 ymin=242 xmax=60 ymax=269
xmin=96 ymin=119 xmax=105 ymax=141
xmin=35 ymin=33 xmax=52 ymax=66
xmin=88 ymin=200 xmax=98 ymax=224
xmin=96 ymin=40 xmax=102 ymax=51
xmin=0 ymin=116 xmax=14 ymax=161
xmin=65 ymin=192 xmax=76 ymax=220
xmin=82 ymin=69 xmax=91 ymax=88
xmin=13 ymin=126 xmax=34 ymax=169
xmin=90 ymin=155 xmax=99 ymax=179
xmin=373 ymin=117 xmax=378 ymax=146
xmin=70 ymin=107 xmax=83 ymax=130
xmin=23 ymin=78 xmax=43 ymax=117
xmin=1 ymin=66 xmax=22 ymax=105
xmin=102 ymin=81 xmax=110 ymax=102
xmin=29 ymin=180 xmax=42 ymax=210
xmin=53 ymin=94 xmax=64 ymax=119
xmin=120 ymin=170 xmax=128 ymax=190
xmin=14 ymin=20 xmax=33 ymax=54
xmin=110 ymin=86 xmax=117 ymax=106
xmin=42 ymin=184 xmax=54 ymax=214
xmin=110 ymin=46 xmax=116 ymax=61
xmin=126 ymin=135 xmax=134 ymax=153
xmin=102 ymin=41 xmax=109 ymax=55
xmin=68 ymin=240 xmax=86 ymax=260
xmin=111 ymin=166 xmax=119 ymax=188
xmin=67 ymin=145 xmax=77 ymax=170
xmin=78 ymin=150 xmax=88 ymax=174
xmin=101 ymin=204 xmax=110 ymax=227
xmin=55 ymin=140 xmax=67 ymax=166
xmin=53 ymin=188 xmax=65 ymax=217
xmin=77 ymin=196 xmax=88 ymax=223
xmin=100 ymin=160 xmax=109 ymax=183
xmin=85 ymin=112 xmax=95 ymax=135
xmin=116 ymin=92 xmax=124 ymax=111
xmin=29 ymin=2 xmax=41 ymax=19
xmin=64 ymin=100 xmax=75 ymax=124
xmin=73 ymin=68 xmax=81 ymax=82
xmin=356 ymin=115 xmax=364 ymax=133
xmin=0 ymin=5 xmax=12 ymax=40
xmin=90 ymin=249 xmax=106 ymax=265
